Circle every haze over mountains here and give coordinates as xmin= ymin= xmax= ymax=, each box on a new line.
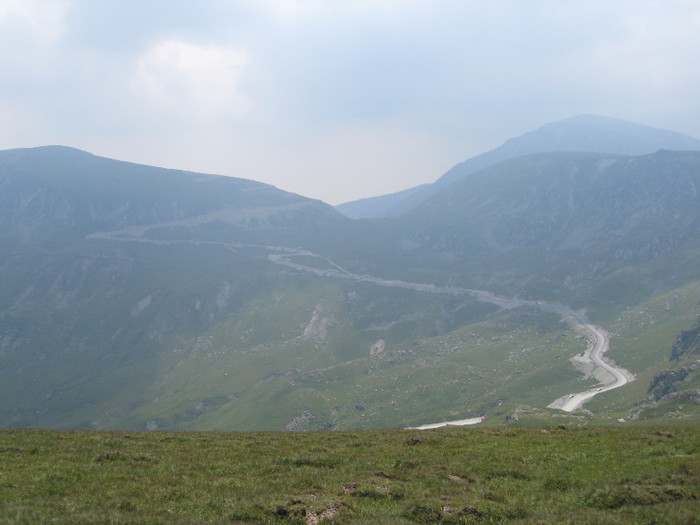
xmin=2 ymin=115 xmax=700 ymax=431
xmin=337 ymin=115 xmax=700 ymax=219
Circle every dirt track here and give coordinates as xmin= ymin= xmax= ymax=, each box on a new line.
xmin=268 ymin=248 xmax=635 ymax=415
xmin=86 ymin=228 xmax=635 ymax=416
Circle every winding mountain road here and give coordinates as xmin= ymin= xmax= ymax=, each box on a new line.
xmin=546 ymin=311 xmax=634 ymax=412
xmin=86 ymin=227 xmax=634 ymax=414
xmin=267 ymin=247 xmax=635 ymax=414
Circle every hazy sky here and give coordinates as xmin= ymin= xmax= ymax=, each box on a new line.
xmin=2 ymin=1 xmax=699 ymax=204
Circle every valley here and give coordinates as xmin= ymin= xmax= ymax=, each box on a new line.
xmin=267 ymin=245 xmax=635 ymax=415
xmin=2 ymin=116 xmax=700 ymax=431
xmin=85 ymin=221 xmax=636 ymax=424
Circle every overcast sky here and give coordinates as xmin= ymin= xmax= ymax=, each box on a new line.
xmin=2 ymin=1 xmax=699 ymax=204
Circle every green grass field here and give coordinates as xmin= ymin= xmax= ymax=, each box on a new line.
xmin=1 ymin=425 xmax=698 ymax=523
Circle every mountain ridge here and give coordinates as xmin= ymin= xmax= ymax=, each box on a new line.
xmin=2 ymin=121 xmax=700 ymax=431
xmin=385 ymin=149 xmax=700 ymax=301
xmin=336 ymin=115 xmax=700 ymax=219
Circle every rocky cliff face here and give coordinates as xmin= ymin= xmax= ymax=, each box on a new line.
xmin=648 ymin=367 xmax=692 ymax=401
xmin=670 ymin=320 xmax=700 ymax=361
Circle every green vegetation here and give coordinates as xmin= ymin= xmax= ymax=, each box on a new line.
xmin=3 ymin=145 xmax=700 ymax=432
xmin=1 ymin=425 xmax=698 ymax=523
xmin=585 ymin=279 xmax=700 ymax=423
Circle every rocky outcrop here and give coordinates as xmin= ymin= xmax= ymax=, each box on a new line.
xmin=670 ymin=320 xmax=700 ymax=361
xmin=648 ymin=367 xmax=692 ymax=401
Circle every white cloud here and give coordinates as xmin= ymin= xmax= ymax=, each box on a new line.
xmin=2 ymin=1 xmax=700 ymax=203
xmin=0 ymin=0 xmax=70 ymax=46
xmin=254 ymin=0 xmax=425 ymax=23
xmin=129 ymin=39 xmax=252 ymax=121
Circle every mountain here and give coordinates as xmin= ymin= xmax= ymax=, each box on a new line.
xmin=0 ymin=146 xmax=360 ymax=429
xmin=0 ymin=145 xmax=346 ymax=244
xmin=329 ymin=184 xmax=429 ymax=222
xmin=386 ymin=150 xmax=700 ymax=304
xmin=336 ymin=115 xmax=700 ymax=219
xmin=0 ymin=146 xmax=471 ymax=432
xmin=2 ymin=128 xmax=700 ymax=432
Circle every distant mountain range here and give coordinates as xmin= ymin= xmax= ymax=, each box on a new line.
xmin=2 ymin=116 xmax=700 ymax=431
xmin=336 ymin=115 xmax=700 ymax=219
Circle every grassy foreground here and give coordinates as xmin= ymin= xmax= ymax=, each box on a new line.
xmin=1 ymin=426 xmax=698 ymax=524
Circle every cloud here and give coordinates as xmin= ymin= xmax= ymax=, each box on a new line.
xmin=129 ymin=39 xmax=252 ymax=121
xmin=0 ymin=0 xmax=69 ymax=44
xmin=0 ymin=0 xmax=70 ymax=71
xmin=1 ymin=1 xmax=700 ymax=204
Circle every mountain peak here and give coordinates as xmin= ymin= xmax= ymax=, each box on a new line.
xmin=503 ymin=114 xmax=700 ymax=156
xmin=0 ymin=145 xmax=94 ymax=157
xmin=337 ymin=115 xmax=700 ymax=219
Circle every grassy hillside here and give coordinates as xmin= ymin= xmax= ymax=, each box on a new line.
xmin=1 ymin=425 xmax=698 ymax=524
xmin=3 ymin=145 xmax=700 ymax=432
xmin=3 ymin=218 xmax=700 ymax=432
